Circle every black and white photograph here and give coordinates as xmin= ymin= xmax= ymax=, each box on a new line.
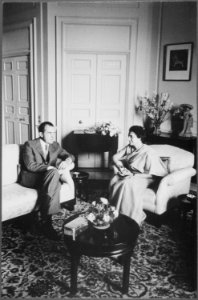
xmin=163 ymin=42 xmax=193 ymax=81
xmin=1 ymin=1 xmax=197 ymax=299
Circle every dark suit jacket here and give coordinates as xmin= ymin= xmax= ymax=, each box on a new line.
xmin=21 ymin=138 xmax=74 ymax=188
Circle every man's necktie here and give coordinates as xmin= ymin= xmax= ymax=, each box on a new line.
xmin=44 ymin=144 xmax=49 ymax=160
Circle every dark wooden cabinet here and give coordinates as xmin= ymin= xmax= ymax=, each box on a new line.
xmin=71 ymin=132 xmax=118 ymax=169
xmin=147 ymin=132 xmax=196 ymax=153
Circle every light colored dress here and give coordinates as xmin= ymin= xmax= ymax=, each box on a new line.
xmin=109 ymin=144 xmax=168 ymax=225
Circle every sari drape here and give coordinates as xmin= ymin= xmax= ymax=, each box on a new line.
xmin=109 ymin=144 xmax=168 ymax=225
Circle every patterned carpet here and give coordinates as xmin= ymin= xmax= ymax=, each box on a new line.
xmin=1 ymin=186 xmax=197 ymax=298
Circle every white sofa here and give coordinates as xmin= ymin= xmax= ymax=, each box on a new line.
xmin=143 ymin=144 xmax=196 ymax=214
xmin=2 ymin=144 xmax=75 ymax=222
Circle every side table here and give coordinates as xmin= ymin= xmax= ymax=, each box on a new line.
xmin=72 ymin=171 xmax=89 ymax=201
xmin=179 ymin=192 xmax=196 ymax=231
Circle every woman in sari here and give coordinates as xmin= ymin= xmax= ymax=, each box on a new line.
xmin=109 ymin=126 xmax=168 ymax=225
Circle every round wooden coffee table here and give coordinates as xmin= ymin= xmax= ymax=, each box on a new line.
xmin=63 ymin=214 xmax=140 ymax=295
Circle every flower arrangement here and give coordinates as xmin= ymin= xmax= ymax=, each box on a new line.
xmin=138 ymin=92 xmax=173 ymax=134
xmin=87 ymin=197 xmax=119 ymax=229
xmin=96 ymin=121 xmax=120 ymax=137
xmin=84 ymin=122 xmax=120 ymax=136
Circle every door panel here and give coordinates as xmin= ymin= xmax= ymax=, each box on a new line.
xmin=3 ymin=56 xmax=31 ymax=144
xmin=4 ymin=75 xmax=14 ymax=100
xmin=5 ymin=120 xmax=15 ymax=144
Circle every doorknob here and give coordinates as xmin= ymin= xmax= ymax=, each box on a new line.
xmin=19 ymin=117 xmax=25 ymax=121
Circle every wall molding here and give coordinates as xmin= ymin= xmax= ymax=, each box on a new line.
xmin=57 ymin=0 xmax=139 ymax=5
xmin=30 ymin=17 xmax=37 ymax=139
xmin=155 ymin=2 xmax=162 ymax=93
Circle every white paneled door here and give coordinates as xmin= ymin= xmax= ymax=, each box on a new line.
xmin=3 ymin=56 xmax=31 ymax=144
xmin=63 ymin=53 xmax=127 ymax=167
xmin=96 ymin=54 xmax=126 ymax=147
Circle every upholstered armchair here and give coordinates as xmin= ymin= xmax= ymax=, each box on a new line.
xmin=113 ymin=144 xmax=196 ymax=216
xmin=143 ymin=144 xmax=196 ymax=215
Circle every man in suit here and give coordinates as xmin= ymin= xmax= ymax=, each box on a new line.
xmin=21 ymin=121 xmax=75 ymax=240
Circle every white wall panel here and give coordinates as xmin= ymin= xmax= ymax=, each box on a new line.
xmin=63 ymin=24 xmax=130 ymax=51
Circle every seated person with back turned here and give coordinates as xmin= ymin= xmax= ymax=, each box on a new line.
xmin=109 ymin=125 xmax=168 ymax=226
xmin=21 ymin=121 xmax=75 ymax=240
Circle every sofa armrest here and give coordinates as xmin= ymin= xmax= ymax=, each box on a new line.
xmin=154 ymin=167 xmax=196 ymax=215
xmin=68 ymin=162 xmax=75 ymax=171
xmin=163 ymin=168 xmax=196 ymax=186
xmin=56 ymin=158 xmax=75 ymax=171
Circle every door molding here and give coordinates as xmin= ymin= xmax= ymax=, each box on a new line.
xmin=56 ymin=16 xmax=138 ymax=145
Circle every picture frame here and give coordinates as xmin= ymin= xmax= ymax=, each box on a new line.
xmin=163 ymin=42 xmax=193 ymax=81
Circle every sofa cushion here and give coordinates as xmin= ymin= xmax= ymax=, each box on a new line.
xmin=150 ymin=144 xmax=194 ymax=172
xmin=2 ymin=183 xmax=38 ymax=221
xmin=2 ymin=144 xmax=20 ymax=185
xmin=2 ymin=182 xmax=74 ymax=222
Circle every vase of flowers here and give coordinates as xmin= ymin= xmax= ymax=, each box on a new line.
xmin=171 ymin=104 xmax=193 ymax=137
xmin=95 ymin=122 xmax=120 ymax=137
xmin=171 ymin=105 xmax=184 ymax=136
xmin=138 ymin=92 xmax=173 ymax=135
xmin=153 ymin=123 xmax=161 ymax=135
xmin=86 ymin=197 xmax=119 ymax=230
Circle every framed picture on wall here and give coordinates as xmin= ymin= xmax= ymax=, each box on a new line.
xmin=163 ymin=42 xmax=193 ymax=81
